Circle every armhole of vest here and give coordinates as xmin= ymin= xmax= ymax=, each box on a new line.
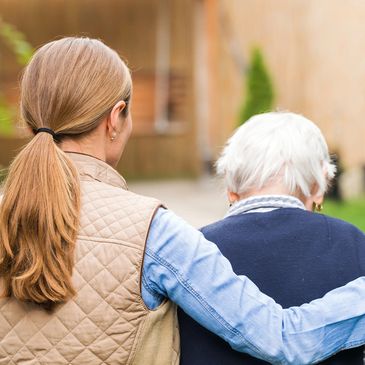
xmin=138 ymin=202 xmax=169 ymax=312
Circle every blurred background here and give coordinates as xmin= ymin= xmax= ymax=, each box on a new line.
xmin=0 ymin=0 xmax=364 ymax=228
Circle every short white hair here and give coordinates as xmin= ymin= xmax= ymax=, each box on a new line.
xmin=216 ymin=112 xmax=336 ymax=197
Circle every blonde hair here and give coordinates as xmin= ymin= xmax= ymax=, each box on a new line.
xmin=0 ymin=37 xmax=131 ymax=307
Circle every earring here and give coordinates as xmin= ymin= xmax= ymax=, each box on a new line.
xmin=312 ymin=202 xmax=323 ymax=212
xmin=110 ymin=131 xmax=117 ymax=141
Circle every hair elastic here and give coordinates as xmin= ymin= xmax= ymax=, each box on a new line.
xmin=35 ymin=127 xmax=57 ymax=138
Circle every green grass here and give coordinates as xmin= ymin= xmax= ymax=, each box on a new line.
xmin=322 ymin=197 xmax=365 ymax=232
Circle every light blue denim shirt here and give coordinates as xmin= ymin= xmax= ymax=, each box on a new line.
xmin=142 ymin=207 xmax=365 ymax=365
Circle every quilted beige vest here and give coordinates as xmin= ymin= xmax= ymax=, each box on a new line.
xmin=0 ymin=152 xmax=180 ymax=365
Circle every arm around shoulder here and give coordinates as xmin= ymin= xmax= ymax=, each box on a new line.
xmin=142 ymin=208 xmax=365 ymax=364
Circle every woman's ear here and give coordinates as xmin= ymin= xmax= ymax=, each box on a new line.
xmin=107 ymin=100 xmax=127 ymax=135
xmin=311 ymin=183 xmax=324 ymax=202
xmin=304 ymin=183 xmax=324 ymax=211
xmin=227 ymin=191 xmax=240 ymax=205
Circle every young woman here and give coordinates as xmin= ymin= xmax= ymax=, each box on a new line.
xmin=1 ymin=38 xmax=365 ymax=365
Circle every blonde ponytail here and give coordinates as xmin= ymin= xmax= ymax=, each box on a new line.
xmin=0 ymin=133 xmax=80 ymax=304
xmin=0 ymin=37 xmax=131 ymax=306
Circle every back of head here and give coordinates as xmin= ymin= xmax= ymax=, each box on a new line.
xmin=217 ymin=112 xmax=336 ymax=198
xmin=21 ymin=37 xmax=131 ymax=136
xmin=0 ymin=37 xmax=131 ymax=307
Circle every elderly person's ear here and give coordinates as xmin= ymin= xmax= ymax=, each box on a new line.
xmin=227 ymin=191 xmax=240 ymax=206
xmin=304 ymin=183 xmax=324 ymax=212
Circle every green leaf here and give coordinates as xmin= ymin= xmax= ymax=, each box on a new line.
xmin=0 ymin=18 xmax=33 ymax=65
xmin=0 ymin=18 xmax=34 ymax=135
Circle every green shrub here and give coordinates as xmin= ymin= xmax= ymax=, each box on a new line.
xmin=0 ymin=18 xmax=33 ymax=135
xmin=239 ymin=48 xmax=274 ymax=125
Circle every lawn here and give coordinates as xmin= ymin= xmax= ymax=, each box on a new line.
xmin=322 ymin=197 xmax=365 ymax=232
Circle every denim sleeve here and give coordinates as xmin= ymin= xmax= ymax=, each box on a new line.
xmin=142 ymin=207 xmax=365 ymax=364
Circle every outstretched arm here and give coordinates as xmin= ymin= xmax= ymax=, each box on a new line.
xmin=142 ymin=208 xmax=365 ymax=364
xmin=281 ymin=278 xmax=365 ymax=364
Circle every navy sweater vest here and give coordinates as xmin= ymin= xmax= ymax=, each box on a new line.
xmin=178 ymin=208 xmax=365 ymax=365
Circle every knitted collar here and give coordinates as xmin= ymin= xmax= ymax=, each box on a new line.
xmin=226 ymin=195 xmax=306 ymax=218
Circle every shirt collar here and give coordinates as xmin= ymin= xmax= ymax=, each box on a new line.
xmin=65 ymin=152 xmax=128 ymax=190
xmin=226 ymin=194 xmax=306 ymax=218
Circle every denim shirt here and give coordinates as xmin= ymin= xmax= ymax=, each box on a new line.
xmin=142 ymin=207 xmax=365 ymax=364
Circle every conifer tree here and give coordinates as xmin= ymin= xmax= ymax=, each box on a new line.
xmin=239 ymin=48 xmax=274 ymax=125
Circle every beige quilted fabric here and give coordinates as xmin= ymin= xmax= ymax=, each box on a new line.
xmin=0 ymin=153 xmax=179 ymax=365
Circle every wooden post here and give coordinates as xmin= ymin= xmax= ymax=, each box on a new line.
xmin=154 ymin=0 xmax=171 ymax=133
xmin=193 ymin=0 xmax=219 ymax=171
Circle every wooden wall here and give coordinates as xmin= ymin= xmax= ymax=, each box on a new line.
xmin=0 ymin=0 xmax=199 ymax=178
xmin=2 ymin=0 xmax=365 ymax=177
xmin=207 ymin=0 xmax=365 ymax=168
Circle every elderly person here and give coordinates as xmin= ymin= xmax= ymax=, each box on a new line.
xmin=179 ymin=111 xmax=365 ymax=365
xmin=2 ymin=39 xmax=365 ymax=365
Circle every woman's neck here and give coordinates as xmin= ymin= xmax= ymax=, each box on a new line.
xmin=239 ymin=186 xmax=294 ymax=201
xmin=60 ymin=136 xmax=106 ymax=163
xmin=236 ymin=186 xmax=317 ymax=212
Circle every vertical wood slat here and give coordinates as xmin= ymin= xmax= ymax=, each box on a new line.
xmin=0 ymin=0 xmax=199 ymax=179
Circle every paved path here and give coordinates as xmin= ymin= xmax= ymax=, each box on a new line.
xmin=129 ymin=177 xmax=228 ymax=228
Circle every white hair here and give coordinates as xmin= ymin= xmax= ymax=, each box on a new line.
xmin=216 ymin=112 xmax=336 ymax=197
